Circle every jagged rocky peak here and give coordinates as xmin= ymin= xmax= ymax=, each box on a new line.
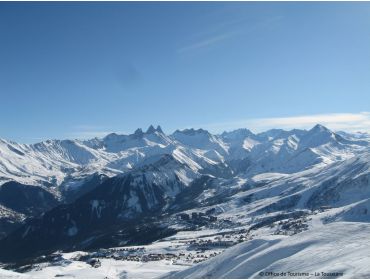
xmin=133 ymin=128 xmax=144 ymax=136
xmin=145 ymin=125 xmax=164 ymax=134
xmin=222 ymin=128 xmax=252 ymax=135
xmin=102 ymin=126 xmax=164 ymax=142
xmin=146 ymin=125 xmax=156 ymax=134
xmin=174 ymin=128 xmax=210 ymax=136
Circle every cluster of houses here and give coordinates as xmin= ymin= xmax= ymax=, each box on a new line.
xmin=77 ymin=250 xmax=221 ymax=265
xmin=112 ymin=252 xmax=178 ymax=262
xmin=172 ymin=251 xmax=223 ymax=265
xmin=75 ymin=248 xmax=185 ymax=264
xmin=74 ymin=247 xmax=145 ymax=263
xmin=68 ymin=214 xmax=254 ymax=268
xmin=177 ymin=212 xmax=217 ymax=223
xmin=273 ymin=217 xmax=309 ymax=235
xmin=188 ymin=239 xmax=236 ymax=250
xmin=73 ymin=233 xmax=244 ymax=267
xmin=141 ymin=253 xmax=177 ymax=262
xmin=184 ymin=232 xmax=250 ymax=251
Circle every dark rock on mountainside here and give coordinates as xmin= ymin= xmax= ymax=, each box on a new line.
xmin=0 ymin=173 xmax=166 ymax=262
xmin=0 ymin=182 xmax=59 ymax=217
xmin=0 ymin=182 xmax=59 ymax=239
xmin=61 ymin=173 xmax=108 ymax=203
xmin=0 ymin=163 xmax=216 ymax=263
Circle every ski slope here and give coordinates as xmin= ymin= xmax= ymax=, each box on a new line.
xmin=170 ymin=222 xmax=370 ymax=279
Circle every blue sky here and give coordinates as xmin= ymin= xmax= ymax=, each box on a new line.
xmin=0 ymin=2 xmax=370 ymax=142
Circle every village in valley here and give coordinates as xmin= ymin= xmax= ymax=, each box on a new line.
xmin=1 ymin=206 xmax=319 ymax=278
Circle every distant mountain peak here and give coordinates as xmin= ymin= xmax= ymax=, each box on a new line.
xmin=134 ymin=128 xmax=144 ymax=136
xmin=174 ymin=128 xmax=210 ymax=136
xmin=306 ymin=124 xmax=336 ymax=139
xmin=221 ymin=128 xmax=254 ymax=139
xmin=146 ymin=125 xmax=156 ymax=134
xmin=145 ymin=125 xmax=163 ymax=134
xmin=222 ymin=128 xmax=252 ymax=134
xmin=310 ymin=124 xmax=331 ymax=133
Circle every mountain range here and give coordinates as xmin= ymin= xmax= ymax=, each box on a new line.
xmin=0 ymin=124 xmax=369 ymax=278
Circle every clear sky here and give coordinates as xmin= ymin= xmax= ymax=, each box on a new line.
xmin=1 ymin=2 xmax=370 ymax=143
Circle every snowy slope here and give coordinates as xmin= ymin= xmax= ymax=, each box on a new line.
xmin=169 ymin=222 xmax=370 ymax=279
xmin=0 ymin=268 xmax=24 ymax=278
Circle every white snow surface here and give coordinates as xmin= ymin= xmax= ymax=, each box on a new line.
xmin=169 ymin=222 xmax=370 ymax=279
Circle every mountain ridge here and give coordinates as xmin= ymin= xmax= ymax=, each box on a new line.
xmin=0 ymin=124 xmax=369 ymax=266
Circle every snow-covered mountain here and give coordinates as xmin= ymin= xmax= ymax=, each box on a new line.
xmin=0 ymin=124 xmax=369 ymax=278
xmin=0 ymin=125 xmax=369 ymax=234
xmin=1 ymin=124 xmax=367 ymax=188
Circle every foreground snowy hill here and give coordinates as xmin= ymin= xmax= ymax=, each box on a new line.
xmin=169 ymin=222 xmax=370 ymax=279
